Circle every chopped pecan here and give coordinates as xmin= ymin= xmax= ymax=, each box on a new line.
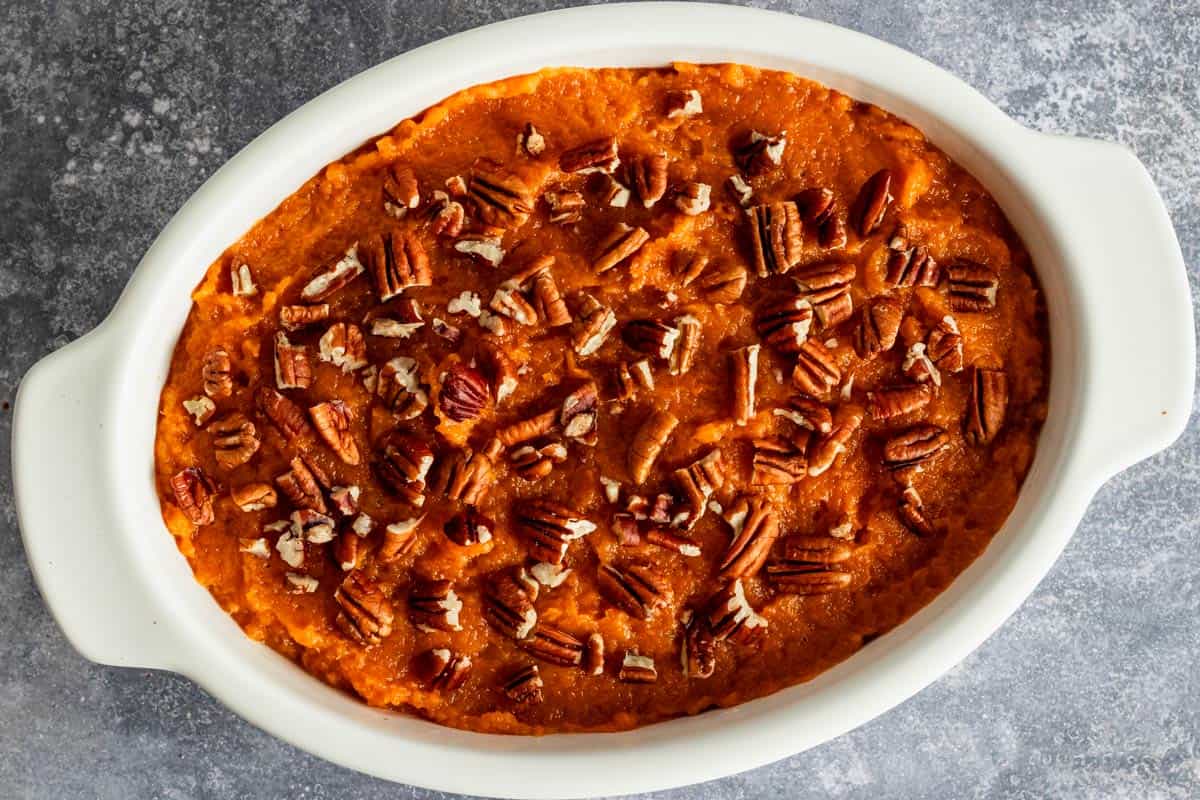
xmin=519 ymin=122 xmax=545 ymax=157
xmin=665 ymin=88 xmax=702 ymax=118
xmin=583 ymin=632 xmax=605 ymax=675
xmin=560 ymin=136 xmax=619 ymax=174
xmin=315 ymin=323 xmax=367 ymax=374
xmin=885 ymin=235 xmax=939 ymax=287
xmin=520 ymin=622 xmax=584 ymax=667
xmin=882 ymin=424 xmax=950 ymax=472
xmin=202 ymin=347 xmax=233 ymax=399
xmin=673 ymin=449 xmax=726 ymax=527
xmin=468 ymin=159 xmax=533 ymax=229
xmin=427 ymin=190 xmax=466 ymax=238
xmin=698 ymin=263 xmax=747 ymax=305
xmin=414 ymin=648 xmax=472 ymax=691
xmin=766 ymin=562 xmax=852 ymax=595
xmin=966 ymin=366 xmax=1008 ymax=445
xmin=807 ymin=405 xmax=864 ymax=476
xmin=726 ymin=173 xmax=754 ymax=207
xmin=645 ymin=527 xmax=701 ymax=557
xmin=230 ymin=262 xmax=256 ymax=296
xmin=730 ymin=344 xmax=761 ymax=426
xmin=755 ymin=296 xmax=813 ymax=353
xmin=329 ymin=484 xmax=359 ymax=516
xmin=183 ymin=396 xmax=216 ymax=427
xmin=377 ymin=357 xmax=429 ymax=420
xmin=795 ymin=187 xmax=834 ymax=225
xmin=439 ymin=363 xmax=491 ymax=422
xmin=630 ymin=152 xmax=669 ymax=207
xmin=476 ymin=341 xmax=518 ymax=405
xmin=231 ymin=482 xmax=276 ymax=512
xmin=210 ymin=412 xmax=260 ymax=470
xmin=443 ymin=507 xmax=494 ymax=546
xmin=597 ymin=563 xmax=666 ymax=619
xmin=333 ymin=529 xmax=366 ymax=570
xmin=279 ymin=304 xmax=330 ymax=331
xmin=852 ymin=168 xmax=894 ymax=237
xmin=362 ymin=231 xmax=431 ymax=302
xmin=335 ymin=571 xmax=394 ymax=645
xmin=898 ymin=485 xmax=933 ymax=535
xmin=628 ymin=410 xmax=679 ymax=483
xmin=600 ymin=173 xmax=631 ymax=207
xmin=774 ymin=394 xmax=833 ymax=433
xmin=489 ymin=283 xmax=537 ymax=326
xmin=301 ymin=245 xmax=364 ymax=302
xmin=497 ymin=409 xmax=557 ymax=447
xmin=571 ymin=292 xmax=617 ymax=356
xmin=748 ymin=201 xmax=803 ymax=277
xmin=706 ymin=579 xmax=768 ymax=642
xmin=792 ymin=339 xmax=840 ymax=397
xmin=869 ymin=384 xmax=933 ymax=421
xmin=902 ymin=341 xmax=942 ymax=387
xmin=616 ymin=359 xmax=655 ymax=401
xmin=515 ymin=500 xmax=596 ymax=565
xmin=170 ymin=467 xmax=216 ymax=526
xmin=947 ymin=260 xmax=999 ymax=311
xmin=619 ymin=651 xmax=658 ymax=683
xmin=516 ymin=256 xmax=572 ymax=327
xmin=734 ymin=130 xmax=786 ymax=176
xmin=682 ymin=611 xmax=716 ymax=679
xmin=309 ymin=401 xmax=359 ymax=465
xmin=375 ymin=431 xmax=434 ymax=506
xmin=623 ymin=319 xmax=680 ymax=361
xmin=454 ymin=233 xmax=506 ymax=267
xmin=560 ymin=381 xmax=599 ymax=444
xmin=503 ymin=664 xmax=543 ymax=703
xmin=273 ymin=333 xmax=312 ymax=390
xmin=674 ymin=181 xmax=711 ymax=215
xmin=782 ymin=535 xmax=854 ymax=565
xmin=408 ymin=577 xmax=463 ymax=632
xmin=927 ymin=316 xmax=964 ymax=373
xmin=275 ymin=456 xmax=327 ymax=512
xmin=611 ymin=512 xmax=641 ymax=546
xmin=857 ymin=296 xmax=904 ymax=357
xmin=544 ymin=189 xmax=585 ymax=224
xmin=291 ymin=508 xmax=336 ymax=544
xmin=718 ymin=495 xmax=778 ymax=579
xmin=431 ymin=447 xmax=494 ymax=505
xmin=511 ymin=439 xmax=568 ymax=481
xmin=594 ymin=223 xmax=650 ymax=273
xmin=751 ymin=436 xmax=808 ymax=485
xmin=382 ymin=163 xmax=419 ymax=218
xmin=795 ymin=262 xmax=855 ymax=330
xmin=445 ymin=175 xmax=468 ymax=197
xmin=669 ymin=315 xmax=702 ymax=376
xmin=257 ymin=386 xmax=312 ymax=441
xmin=431 ymin=317 xmax=462 ymax=345
xmin=485 ymin=567 xmax=539 ymax=639
xmin=380 ymin=516 xmax=423 ymax=561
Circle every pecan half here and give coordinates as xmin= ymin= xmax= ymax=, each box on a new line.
xmin=309 ymin=401 xmax=359 ymax=465
xmin=468 ymin=159 xmax=533 ymax=229
xmin=947 ymin=260 xmax=999 ymax=311
xmin=210 ymin=412 xmax=260 ymax=470
xmin=570 ymin=292 xmax=617 ymax=356
xmin=782 ymin=534 xmax=854 ymax=565
xmin=202 ymin=347 xmax=233 ymax=399
xmin=623 ymin=319 xmax=680 ymax=361
xmin=927 ymin=316 xmax=964 ymax=373
xmin=882 ymin=424 xmax=950 ymax=472
xmin=718 ymin=495 xmax=778 ymax=579
xmin=382 ymin=163 xmax=419 ymax=218
xmin=598 ymin=563 xmax=666 ymax=619
xmin=751 ymin=436 xmax=808 ymax=485
xmin=852 ymin=168 xmax=894 ymax=237
xmin=519 ymin=122 xmax=545 ymax=157
xmin=544 ymin=190 xmax=585 ymax=224
xmin=857 ymin=295 xmax=904 ymax=357
xmin=231 ymin=482 xmax=276 ymax=512
xmin=497 ymin=408 xmax=558 ymax=447
xmin=966 ymin=366 xmax=1008 ymax=445
xmin=706 ymin=579 xmax=768 ymax=642
xmin=774 ymin=394 xmax=833 ymax=433
xmin=885 ymin=235 xmax=939 ymax=287
xmin=795 ymin=187 xmax=834 ymax=226
xmin=792 ymin=339 xmax=841 ymax=397
xmin=439 ymin=363 xmax=491 ymax=422
xmin=380 ymin=516 xmax=423 ymax=561
xmin=730 ymin=344 xmax=761 ymax=426
xmin=485 ymin=567 xmax=539 ymax=639
xmin=511 ymin=439 xmax=568 ymax=481
xmin=317 ymin=322 xmax=367 ymax=373
xmin=560 ymin=381 xmax=599 ymax=444
xmin=869 ymin=384 xmax=933 ymax=421
xmin=279 ymin=304 xmax=330 ymax=331
xmin=755 ymin=296 xmax=813 ymax=353
xmin=674 ymin=181 xmax=711 ymax=215
xmin=428 ymin=190 xmax=466 ymax=238
xmin=629 ymin=152 xmax=669 ymax=207
xmin=335 ymin=571 xmax=394 ymax=645
xmin=560 ymin=136 xmax=619 ymax=174
xmin=414 ymin=648 xmax=472 ymax=691
xmin=766 ymin=562 xmax=852 ymax=595
xmin=665 ymin=88 xmax=702 ymax=118
xmin=583 ymin=632 xmax=605 ymax=676
xmin=646 ymin=527 xmax=701 ymax=557
xmin=677 ymin=251 xmax=709 ymax=286
xmin=748 ymin=201 xmax=802 ymax=277
xmin=443 ymin=507 xmax=494 ymax=546
xmin=362 ymin=231 xmax=431 ymax=302
xmin=628 ymin=410 xmax=679 ymax=483
xmin=594 ymin=223 xmax=650 ymax=273
xmin=515 ymin=500 xmax=596 ymax=565
xmin=301 ymin=245 xmax=364 ymax=303
xmin=682 ymin=611 xmax=716 ymax=678
xmin=669 ymin=315 xmax=702 ymax=375
xmin=734 ymin=130 xmax=786 ymax=176
xmin=333 ymin=531 xmax=365 ymax=571
xmin=375 ymin=431 xmax=434 ymax=506
xmin=503 ymin=664 xmax=543 ymax=703
xmin=276 ymin=455 xmax=327 ymax=512
xmin=619 ymin=651 xmax=658 ymax=683
xmin=898 ymin=484 xmax=933 ymax=535
xmin=377 ymin=357 xmax=429 ymax=420
xmin=273 ymin=333 xmax=312 ymax=390
xmin=431 ymin=447 xmax=494 ymax=505
xmin=170 ymin=467 xmax=216 ymax=526
xmin=807 ymin=405 xmax=864 ymax=476
xmin=616 ymin=359 xmax=655 ymax=401
xmin=795 ymin=262 xmax=855 ymax=330
xmin=408 ymin=577 xmax=463 ymax=632
xmin=697 ymin=263 xmax=746 ymax=305
xmin=520 ymin=622 xmax=584 ymax=667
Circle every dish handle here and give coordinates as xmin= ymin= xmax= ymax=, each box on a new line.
xmin=1032 ymin=134 xmax=1195 ymax=479
xmin=13 ymin=325 xmax=177 ymax=669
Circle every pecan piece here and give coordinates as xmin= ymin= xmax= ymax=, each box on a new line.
xmin=682 ymin=611 xmax=717 ymax=679
xmin=665 ymin=88 xmax=702 ymax=118
xmin=408 ymin=577 xmax=463 ymax=632
xmin=201 ymin=347 xmax=233 ymax=399
xmin=795 ymin=187 xmax=835 ymax=226
xmin=505 ymin=256 xmax=570 ymax=327
xmin=570 ymin=292 xmax=617 ymax=356
xmin=454 ymin=233 xmax=505 ymax=267
xmin=882 ymin=424 xmax=950 ymax=472
xmin=966 ymin=366 xmax=1008 ymax=445
xmin=645 ymin=527 xmax=701 ymax=557
xmin=317 ymin=322 xmax=366 ymax=373
xmin=375 ymin=431 xmax=434 ymax=506
xmin=333 ymin=531 xmax=365 ymax=571
xmin=851 ymin=168 xmax=894 ymax=237
xmin=795 ymin=262 xmax=855 ymax=330
xmin=544 ymin=190 xmax=585 ymax=224
xmin=669 ymin=315 xmax=702 ymax=376
xmin=706 ymin=578 xmax=768 ymax=642
xmin=748 ymin=201 xmax=802 ymax=277
xmin=619 ymin=651 xmax=658 ymax=684
xmin=503 ymin=664 xmax=543 ymax=703
xmin=902 ymin=342 xmax=943 ymax=387
xmin=279 ymin=304 xmax=330 ymax=331
xmin=755 ymin=297 xmax=813 ymax=353
xmin=734 ymin=130 xmax=786 ymax=176
xmin=628 ymin=410 xmax=679 ymax=483
xmin=210 ymin=412 xmax=260 ymax=470
xmin=673 ymin=449 xmax=726 ymax=528
xmin=170 ymin=467 xmax=216 ymax=526
xmin=898 ymin=485 xmax=934 ymax=535
xmin=301 ymin=245 xmax=364 ymax=302
xmin=414 ymin=648 xmax=472 ymax=691
xmin=335 ymin=571 xmax=394 ymax=646
xmin=329 ymin=484 xmax=360 ymax=516
xmin=231 ymin=482 xmax=276 ymax=512
xmin=869 ymin=384 xmax=933 ymax=421
xmin=774 ymin=394 xmax=833 ymax=434
xmin=730 ymin=344 xmax=761 ymax=426
xmin=273 ymin=333 xmax=312 ymax=390
xmin=927 ymin=316 xmax=964 ymax=374
xmin=275 ymin=456 xmax=327 ymax=512
xmin=726 ymin=173 xmax=754 ymax=207
xmin=885 ymin=235 xmax=939 ymax=287
xmin=594 ymin=223 xmax=650 ymax=273
xmin=857 ymin=296 xmax=905 ymax=357
xmin=597 ymin=563 xmax=666 ymax=619
xmin=229 ymin=262 xmax=256 ymax=297
xmin=676 ymin=252 xmax=709 ymax=286
xmin=518 ymin=122 xmax=545 ymax=157
xmin=751 ymin=436 xmax=808 ymax=485
xmin=309 ymin=400 xmax=359 ymax=465
xmin=698 ymin=264 xmax=747 ymax=305
xmin=183 ymin=396 xmax=216 ymax=427
xmin=630 ymin=152 xmax=669 ymax=207
xmin=439 ymin=362 xmax=491 ymax=422
xmin=377 ymin=357 xmax=429 ymax=420
xmin=497 ymin=408 xmax=557 ymax=447
xmin=782 ymin=534 xmax=854 ymax=565
xmin=766 ymin=562 xmax=853 ymax=595
xmin=380 ymin=516 xmax=423 ymax=561
xmin=560 ymin=137 xmax=619 ymax=174
xmin=362 ymin=230 xmax=431 ymax=302
xmin=468 ymin=159 xmax=533 ymax=229
xmin=807 ymin=405 xmax=864 ymax=476
xmin=485 ymin=567 xmax=539 ymax=639
xmin=477 ymin=341 xmax=518 ymax=405
xmin=511 ymin=439 xmax=568 ymax=481
xmin=427 ymin=190 xmax=466 ymax=238
xmin=431 ymin=447 xmax=494 ymax=505
xmin=947 ymin=260 xmax=999 ymax=311
xmin=674 ymin=181 xmax=711 ymax=215
xmin=560 ymin=381 xmax=599 ymax=444
xmin=600 ymin=172 xmax=632 ymax=207
xmin=382 ymin=163 xmax=419 ymax=219
xmin=623 ymin=319 xmax=680 ymax=361
xmin=718 ymin=495 xmax=778 ymax=579
xmin=489 ymin=284 xmax=537 ymax=326
xmin=520 ymin=623 xmax=584 ymax=667
xmin=583 ymin=632 xmax=605 ymax=676
xmin=515 ymin=500 xmax=596 ymax=565
xmin=792 ymin=339 xmax=840 ymax=397
xmin=443 ymin=507 xmax=494 ymax=546
xmin=616 ymin=359 xmax=655 ymax=401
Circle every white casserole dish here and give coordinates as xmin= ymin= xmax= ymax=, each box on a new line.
xmin=13 ymin=4 xmax=1194 ymax=797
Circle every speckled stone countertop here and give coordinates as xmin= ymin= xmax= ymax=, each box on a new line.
xmin=1 ymin=1 xmax=1196 ymax=798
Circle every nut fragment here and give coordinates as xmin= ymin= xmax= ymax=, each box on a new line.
xmin=560 ymin=137 xmax=619 ymax=174
xmin=515 ymin=500 xmax=596 ymax=565
xmin=697 ymin=263 xmax=747 ymax=305
xmin=902 ymin=342 xmax=942 ymax=387
xmin=431 ymin=447 xmax=495 ymax=505
xmin=751 ymin=436 xmax=808 ymax=485
xmin=408 ymin=577 xmax=463 ymax=632
xmin=497 ymin=409 xmax=557 ymax=447
xmin=882 ymin=424 xmax=950 ymax=473
xmin=257 ymin=386 xmax=313 ymax=442
xmin=725 ymin=173 xmax=754 ymax=207
xmin=682 ymin=612 xmax=716 ymax=678
xmin=966 ymin=366 xmax=1008 ymax=445
xmin=510 ymin=439 xmax=569 ymax=481
xmin=676 ymin=252 xmax=709 ymax=286
xmin=301 ymin=245 xmax=364 ymax=302
xmin=329 ymin=484 xmax=360 ymax=516
xmin=619 ymin=651 xmax=658 ymax=683
xmin=583 ymin=632 xmax=605 ymax=676
xmin=852 ymin=168 xmax=894 ymax=237
xmin=947 ymin=260 xmax=999 ymax=311
xmin=544 ymin=190 xmax=585 ymax=224
xmin=857 ymin=296 xmax=905 ymax=357
xmin=630 ymin=153 xmax=669 ymax=208
xmin=730 ymin=344 xmax=761 ymax=426
xmin=705 ymin=579 xmax=768 ymax=642
xmin=362 ymin=231 xmax=431 ymax=302
xmin=898 ymin=485 xmax=934 ymax=535
xmin=807 ymin=405 xmax=864 ymax=476
xmin=571 ymin=292 xmax=617 ymax=356
xmin=428 ymin=191 xmax=466 ymax=238
xmin=645 ymin=527 xmax=701 ymax=557
xmin=628 ymin=410 xmax=679 ymax=483
xmin=375 ymin=431 xmax=434 ymax=506
xmin=734 ymin=130 xmax=786 ymax=176
xmin=468 ymin=159 xmax=534 ymax=229
xmin=380 ymin=516 xmax=423 ymax=560
xmin=519 ymin=122 xmax=545 ymax=157
xmin=868 ymin=384 xmax=934 ymax=421
xmin=503 ymin=664 xmax=543 ymax=703
xmin=489 ymin=284 xmax=537 ymax=326
xmin=673 ymin=449 xmax=726 ymax=528
xmin=273 ymin=332 xmax=312 ymax=390
xmin=382 ymin=163 xmax=419 ymax=218
xmin=623 ymin=319 xmax=680 ymax=361
xmin=335 ymin=571 xmax=394 ymax=646
xmin=231 ymin=482 xmax=277 ymax=512
xmin=560 ymin=382 xmax=599 ymax=444
xmin=309 ymin=400 xmax=359 ymax=465
xmin=755 ymin=296 xmax=813 ymax=353
xmin=279 ymin=304 xmax=330 ymax=331
xmin=520 ymin=256 xmax=572 ymax=327
xmin=519 ymin=622 xmax=584 ymax=667
xmin=597 ymin=563 xmax=666 ymax=619
xmin=795 ymin=262 xmax=856 ymax=330
xmin=664 ymin=88 xmax=702 ymax=118
xmin=377 ymin=357 xmax=429 ymax=420
xmin=275 ymin=456 xmax=327 ymax=512
xmin=414 ymin=648 xmax=472 ymax=691
xmin=669 ymin=315 xmax=702 ymax=376
xmin=170 ymin=467 xmax=216 ymax=526
xmin=485 ymin=567 xmax=539 ymax=639
xmin=317 ymin=322 xmax=367 ymax=373
xmin=230 ymin=262 xmax=257 ymax=296
xmin=594 ymin=223 xmax=650 ymax=273
xmin=718 ymin=495 xmax=778 ymax=579
xmin=885 ymin=235 xmax=939 ymax=287
xmin=210 ymin=412 xmax=261 ymax=470
xmin=927 ymin=316 xmax=964 ymax=374
xmin=333 ymin=531 xmax=364 ymax=571
xmin=477 ymin=341 xmax=518 ymax=405
xmin=443 ymin=507 xmax=495 ymax=546
xmin=674 ymin=181 xmax=711 ymax=215
xmin=748 ymin=201 xmax=802 ymax=277
xmin=202 ymin=347 xmax=233 ymax=399
xmin=439 ymin=363 xmax=491 ymax=422
xmin=792 ymin=339 xmax=841 ymax=397
xmin=774 ymin=394 xmax=833 ymax=434
xmin=616 ymin=359 xmax=655 ymax=401
xmin=454 ymin=233 xmax=506 ymax=267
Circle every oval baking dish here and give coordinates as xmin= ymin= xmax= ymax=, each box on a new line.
xmin=13 ymin=4 xmax=1193 ymax=797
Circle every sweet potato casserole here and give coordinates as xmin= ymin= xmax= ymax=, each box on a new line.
xmin=155 ymin=64 xmax=1048 ymax=733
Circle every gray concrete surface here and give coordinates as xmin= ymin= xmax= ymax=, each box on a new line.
xmin=1 ymin=1 xmax=1197 ymax=798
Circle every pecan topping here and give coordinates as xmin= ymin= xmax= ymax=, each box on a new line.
xmin=362 ymin=231 xmax=431 ymax=302
xmin=520 ymin=622 xmax=585 ymax=667
xmin=766 ymin=562 xmax=852 ymax=595
xmin=751 ymin=436 xmax=808 ymax=485
xmin=316 ymin=322 xmax=366 ymax=374
xmin=669 ymin=315 xmax=702 ymax=375
xmin=947 ymin=260 xmax=999 ymax=311
xmin=431 ymin=447 xmax=494 ymax=505
xmin=485 ymin=567 xmax=539 ymax=639
xmin=599 ymin=173 xmax=631 ymax=207
xmin=443 ymin=507 xmax=494 ymax=546
xmin=619 ymin=651 xmax=658 ymax=684
xmin=664 ymin=88 xmax=702 ymax=118
xmin=230 ymin=262 xmax=257 ymax=296
xmin=782 ymin=534 xmax=854 ymax=565
xmin=408 ymin=577 xmax=463 ymax=632
xmin=857 ymin=296 xmax=904 ymax=357
xmin=309 ymin=400 xmax=359 ymax=465
xmin=560 ymin=136 xmax=619 ymax=174
xmin=428 ymin=190 xmax=466 ymax=238
xmin=674 ymin=181 xmax=711 ymax=215
xmin=677 ymin=252 xmax=709 ymax=286
xmin=301 ymin=245 xmax=364 ymax=302
xmin=292 ymin=508 xmax=335 ymax=543
xmin=382 ymin=163 xmax=419 ymax=218
xmin=231 ymin=482 xmax=276 ymax=512
xmin=414 ymin=648 xmax=472 ymax=691
xmin=477 ymin=342 xmax=518 ymax=405
xmin=597 ymin=563 xmax=666 ymax=619
xmin=583 ymin=632 xmax=605 ymax=676
xmin=273 ymin=333 xmax=312 ymax=390
xmin=511 ymin=439 xmax=568 ymax=481
xmin=560 ymin=382 xmax=599 ymax=444
xmin=201 ymin=347 xmax=233 ymax=399
xmin=544 ymin=190 xmax=585 ymax=224
xmin=170 ymin=467 xmax=216 ymax=526
xmin=774 ymin=394 xmax=833 ymax=433
xmin=468 ymin=159 xmax=533 ymax=229
xmin=333 ymin=531 xmax=364 ymax=571
xmin=380 ymin=516 xmax=423 ymax=561
xmin=927 ymin=316 xmax=964 ymax=373
xmin=335 ymin=571 xmax=394 ymax=645
xmin=795 ymin=262 xmax=855 ymax=330
xmin=623 ymin=319 xmax=680 ymax=360
xmin=571 ymin=292 xmax=617 ymax=356
xmin=279 ymin=304 xmax=330 ymax=331
xmin=682 ymin=611 xmax=717 ymax=679
xmin=210 ymin=412 xmax=260 ymax=470
xmin=695 ymin=262 xmax=746 ymax=306
xmin=375 ymin=431 xmax=434 ymax=506
xmin=616 ymin=359 xmax=655 ymax=401
xmin=718 ymin=495 xmax=778 ymax=579
xmin=885 ymin=235 xmax=939 ymax=287
xmin=489 ymin=284 xmax=537 ymax=326
xmin=755 ymin=296 xmax=813 ymax=353
xmin=792 ymin=339 xmax=840 ymax=397
xmin=276 ymin=455 xmax=327 ymax=512
xmin=503 ymin=664 xmax=543 ymax=703
xmin=726 ymin=173 xmax=754 ymax=207
xmin=748 ymin=201 xmax=803 ymax=277
xmin=730 ymin=344 xmax=761 ymax=426
xmin=869 ymin=384 xmax=933 ymax=421
xmin=882 ymin=424 xmax=950 ymax=472
xmin=329 ymin=484 xmax=360 ymax=516
xmin=807 ymin=405 xmax=864 ymax=476
xmin=594 ymin=223 xmax=650 ymax=273
xmin=734 ymin=130 xmax=786 ymax=176
xmin=631 ymin=152 xmax=669 ymax=207
xmin=497 ymin=409 xmax=558 ymax=447
xmin=611 ymin=512 xmax=641 ymax=546
xmin=966 ymin=366 xmax=1008 ymax=445
xmin=706 ymin=579 xmax=768 ymax=642
xmin=519 ymin=122 xmax=545 ymax=157
xmin=795 ymin=187 xmax=834 ymax=225
xmin=898 ymin=485 xmax=933 ymax=535
xmin=902 ymin=342 xmax=942 ymax=387
xmin=377 ymin=357 xmax=429 ymax=420
xmin=515 ymin=500 xmax=596 ymax=565
xmin=672 ymin=450 xmax=725 ymax=527
xmin=852 ymin=168 xmax=894 ymax=237
xmin=628 ymin=410 xmax=679 ymax=483
xmin=454 ymin=233 xmax=506 ymax=267
xmin=645 ymin=527 xmax=701 ymax=557
xmin=515 ymin=256 xmax=572 ymax=327
xmin=439 ymin=363 xmax=491 ymax=422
